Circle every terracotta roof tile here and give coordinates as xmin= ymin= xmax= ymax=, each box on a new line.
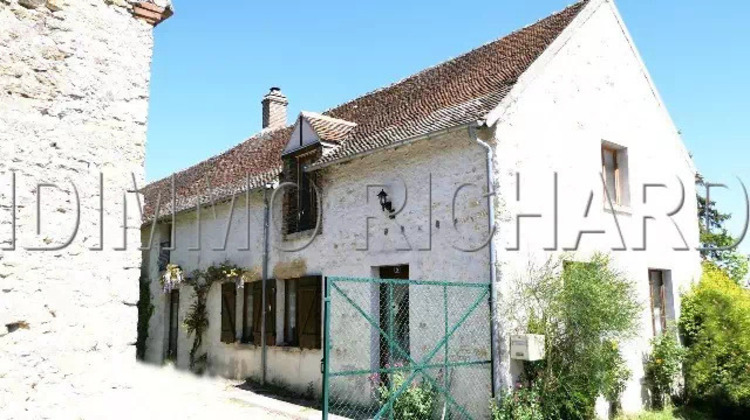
xmin=300 ymin=112 xmax=356 ymax=144
xmin=142 ymin=1 xmax=587 ymax=221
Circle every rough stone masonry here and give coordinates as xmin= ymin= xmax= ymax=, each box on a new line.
xmin=0 ymin=0 xmax=171 ymax=418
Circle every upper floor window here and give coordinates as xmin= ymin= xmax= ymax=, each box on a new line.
xmin=601 ymin=143 xmax=630 ymax=207
xmin=284 ymin=152 xmax=319 ymax=234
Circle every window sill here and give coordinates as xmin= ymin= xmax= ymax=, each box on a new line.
xmin=229 ymin=342 xmax=259 ymax=350
xmin=223 ymin=342 xmax=321 ymax=353
xmin=283 ymin=228 xmax=319 ymax=242
xmin=604 ymin=204 xmax=632 ymax=216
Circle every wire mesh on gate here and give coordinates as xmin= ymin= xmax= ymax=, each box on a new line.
xmin=323 ymin=277 xmax=493 ymax=420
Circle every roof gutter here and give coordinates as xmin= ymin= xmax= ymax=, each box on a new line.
xmin=468 ymin=121 xmax=501 ymax=399
xmin=305 ymin=123 xmax=473 ymax=172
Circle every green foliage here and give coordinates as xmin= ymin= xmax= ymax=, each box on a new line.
xmin=696 ymin=176 xmax=749 ymax=285
xmin=371 ymin=368 xmax=436 ymax=419
xmin=509 ymin=254 xmax=641 ymax=419
xmin=602 ymin=341 xmax=632 ymax=409
xmin=644 ymin=328 xmax=685 ymax=409
xmin=182 ymin=261 xmax=246 ymax=373
xmin=679 ymin=262 xmax=750 ymax=416
xmin=491 ymin=384 xmax=544 ymax=420
xmin=136 ymin=275 xmax=154 ymax=361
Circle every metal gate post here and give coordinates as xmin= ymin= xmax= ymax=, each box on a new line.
xmin=387 ymin=282 xmax=394 ymax=420
xmin=322 ymin=276 xmax=331 ymax=419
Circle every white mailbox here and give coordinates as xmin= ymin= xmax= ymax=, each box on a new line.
xmin=510 ymin=334 xmax=545 ymax=361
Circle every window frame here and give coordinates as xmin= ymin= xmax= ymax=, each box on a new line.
xmin=241 ymin=282 xmax=254 ymax=344
xmin=249 ymin=280 xmax=276 ymax=346
xmin=649 ymin=269 xmax=669 ymax=336
xmin=283 ymin=276 xmax=322 ymax=349
xmin=601 ymin=145 xmax=622 ymax=205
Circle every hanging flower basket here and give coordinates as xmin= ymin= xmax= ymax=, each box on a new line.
xmin=161 ymin=264 xmax=184 ymax=293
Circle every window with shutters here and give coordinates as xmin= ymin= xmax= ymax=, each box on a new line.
xmin=284 ymin=276 xmax=322 ymax=349
xmin=283 ymin=152 xmax=319 ymax=234
xmin=649 ymin=270 xmax=671 ymax=336
xmin=220 ymin=282 xmax=237 ymax=343
xmin=247 ymin=280 xmax=276 ymax=346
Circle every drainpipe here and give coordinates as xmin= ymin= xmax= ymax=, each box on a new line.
xmin=261 ymin=183 xmax=272 ymax=385
xmin=469 ymin=122 xmax=501 ymax=399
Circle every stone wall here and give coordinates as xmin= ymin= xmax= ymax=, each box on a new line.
xmin=143 ymin=127 xmax=494 ymax=414
xmin=0 ymin=0 xmax=167 ymax=417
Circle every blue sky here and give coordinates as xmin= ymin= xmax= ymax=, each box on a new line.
xmin=146 ymin=0 xmax=750 ymax=249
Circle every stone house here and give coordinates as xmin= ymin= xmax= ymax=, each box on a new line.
xmin=141 ymin=0 xmax=701 ymax=415
xmin=0 ymin=0 xmax=172 ymax=418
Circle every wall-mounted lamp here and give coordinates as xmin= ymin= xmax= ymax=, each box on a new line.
xmin=377 ymin=189 xmax=396 ymax=219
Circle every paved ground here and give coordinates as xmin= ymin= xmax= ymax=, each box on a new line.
xmin=76 ymin=364 xmax=296 ymax=419
xmin=3 ymin=362 xmax=321 ymax=419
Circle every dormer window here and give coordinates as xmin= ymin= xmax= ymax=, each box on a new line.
xmin=281 ymin=112 xmax=355 ymax=235
xmin=289 ymin=152 xmax=318 ymax=233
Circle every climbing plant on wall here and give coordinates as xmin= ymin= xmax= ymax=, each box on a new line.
xmin=182 ymin=261 xmax=249 ymax=373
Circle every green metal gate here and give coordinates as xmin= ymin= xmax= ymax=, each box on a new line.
xmin=322 ymin=276 xmax=493 ymax=419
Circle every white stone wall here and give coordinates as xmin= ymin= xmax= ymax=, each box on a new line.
xmin=0 ymin=0 xmax=157 ymax=417
xmin=144 ymin=129 xmax=494 ymax=414
xmin=488 ymin=0 xmax=701 ymax=414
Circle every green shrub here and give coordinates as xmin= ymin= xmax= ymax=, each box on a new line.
xmin=491 ymin=383 xmax=544 ymax=420
xmin=371 ymin=367 xmax=436 ymax=419
xmin=680 ymin=262 xmax=750 ymax=416
xmin=509 ymin=254 xmax=641 ymax=419
xmin=644 ymin=327 xmax=685 ymax=409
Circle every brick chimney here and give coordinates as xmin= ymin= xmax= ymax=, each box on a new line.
xmin=261 ymin=87 xmax=288 ymax=130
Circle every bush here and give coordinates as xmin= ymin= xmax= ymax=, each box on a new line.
xmin=644 ymin=327 xmax=685 ymax=409
xmin=370 ymin=367 xmax=436 ymax=419
xmin=509 ymin=254 xmax=641 ymax=419
xmin=491 ymin=383 xmax=544 ymax=420
xmin=680 ymin=262 xmax=750 ymax=416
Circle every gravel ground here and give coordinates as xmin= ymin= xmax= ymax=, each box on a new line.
xmin=3 ymin=363 xmax=294 ymax=419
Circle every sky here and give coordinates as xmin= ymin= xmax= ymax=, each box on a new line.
xmin=145 ymin=0 xmax=750 ymax=250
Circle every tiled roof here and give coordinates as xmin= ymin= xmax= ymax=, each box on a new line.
xmin=142 ymin=126 xmax=290 ymax=220
xmin=301 ymin=112 xmax=356 ymax=144
xmin=142 ymin=0 xmax=587 ymax=221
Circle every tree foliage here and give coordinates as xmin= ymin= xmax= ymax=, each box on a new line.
xmin=696 ymin=175 xmax=749 ymax=285
xmin=508 ymin=254 xmax=641 ymax=419
xmin=679 ymin=262 xmax=750 ymax=417
xmin=644 ymin=327 xmax=685 ymax=409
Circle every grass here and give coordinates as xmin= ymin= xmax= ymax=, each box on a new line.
xmin=616 ymin=406 xmax=713 ymax=420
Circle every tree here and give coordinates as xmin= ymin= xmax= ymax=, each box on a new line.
xmin=680 ymin=262 xmax=750 ymax=417
xmin=696 ymin=175 xmax=749 ymax=285
xmin=507 ymin=255 xmax=641 ymax=419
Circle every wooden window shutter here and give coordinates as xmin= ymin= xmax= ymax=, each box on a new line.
xmin=297 ymin=276 xmax=322 ymax=349
xmin=220 ymin=282 xmax=236 ymax=343
xmin=252 ymin=281 xmax=276 ymax=346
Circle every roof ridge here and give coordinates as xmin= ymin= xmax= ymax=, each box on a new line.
xmin=300 ymin=111 xmax=357 ymax=126
xmin=320 ymin=0 xmax=589 ymax=117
